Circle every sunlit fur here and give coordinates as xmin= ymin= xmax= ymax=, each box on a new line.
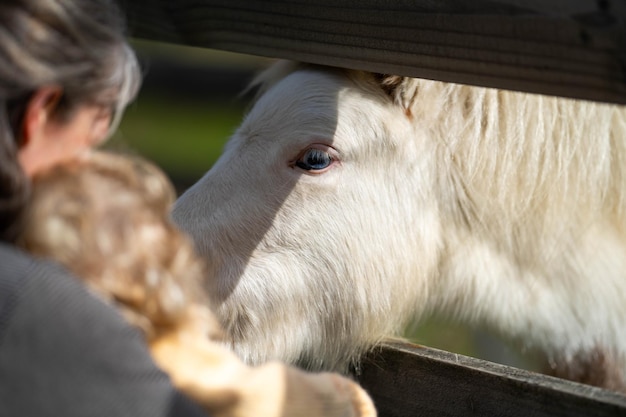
xmin=173 ymin=61 xmax=626 ymax=390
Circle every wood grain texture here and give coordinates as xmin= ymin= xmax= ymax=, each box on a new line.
xmin=117 ymin=0 xmax=626 ymax=104
xmin=356 ymin=341 xmax=626 ymax=417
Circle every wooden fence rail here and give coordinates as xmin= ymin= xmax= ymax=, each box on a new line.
xmin=358 ymin=341 xmax=626 ymax=416
xmin=118 ymin=0 xmax=626 ymax=104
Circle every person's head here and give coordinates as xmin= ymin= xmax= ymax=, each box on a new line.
xmin=19 ymin=151 xmax=211 ymax=340
xmin=0 ymin=0 xmax=141 ymax=241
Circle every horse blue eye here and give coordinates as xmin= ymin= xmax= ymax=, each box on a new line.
xmin=295 ymin=148 xmax=332 ymax=171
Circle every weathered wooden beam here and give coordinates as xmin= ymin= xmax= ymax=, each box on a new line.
xmin=356 ymin=341 xmax=626 ymax=417
xmin=117 ymin=0 xmax=626 ymax=104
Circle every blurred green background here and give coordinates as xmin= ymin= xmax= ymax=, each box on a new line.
xmin=108 ymin=40 xmax=538 ymax=371
xmin=106 ymin=40 xmax=268 ymax=191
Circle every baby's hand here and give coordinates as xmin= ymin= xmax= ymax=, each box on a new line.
xmin=150 ymin=320 xmax=376 ymax=417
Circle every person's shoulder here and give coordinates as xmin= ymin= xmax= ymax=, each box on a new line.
xmin=0 ymin=241 xmax=36 ymax=279
xmin=0 ymin=242 xmax=84 ymax=312
xmin=0 ymin=242 xmax=209 ymax=417
xmin=0 ymin=242 xmax=74 ymax=287
xmin=0 ymin=242 xmax=43 ymax=327
xmin=0 ymin=242 xmax=135 ymax=346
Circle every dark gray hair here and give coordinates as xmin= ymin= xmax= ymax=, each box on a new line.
xmin=0 ymin=0 xmax=141 ymax=241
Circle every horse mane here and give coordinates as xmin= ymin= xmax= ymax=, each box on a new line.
xmin=244 ymin=60 xmax=303 ymax=102
xmin=420 ymin=81 xmax=625 ymax=228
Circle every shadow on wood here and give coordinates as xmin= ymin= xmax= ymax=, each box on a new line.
xmin=117 ymin=0 xmax=626 ymax=104
xmin=357 ymin=341 xmax=626 ymax=417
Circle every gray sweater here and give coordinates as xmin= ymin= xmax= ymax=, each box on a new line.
xmin=0 ymin=243 xmax=207 ymax=417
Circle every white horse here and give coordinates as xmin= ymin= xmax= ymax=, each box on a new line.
xmin=172 ymin=61 xmax=626 ymax=391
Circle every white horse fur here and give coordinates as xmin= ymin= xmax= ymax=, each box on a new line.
xmin=173 ymin=61 xmax=626 ymax=391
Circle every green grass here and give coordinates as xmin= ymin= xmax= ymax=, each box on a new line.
xmin=406 ymin=318 xmax=477 ymax=357
xmin=106 ymin=93 xmax=244 ymax=181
